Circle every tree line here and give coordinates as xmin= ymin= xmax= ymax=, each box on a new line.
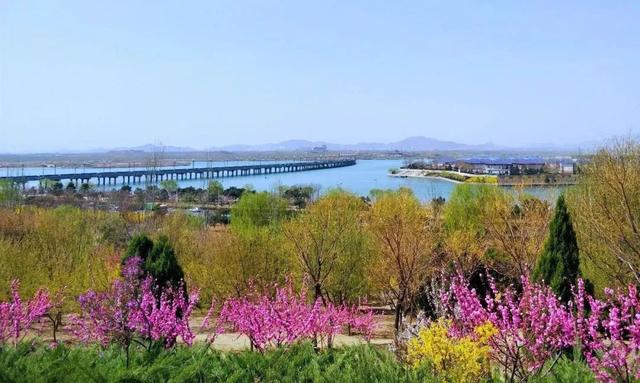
xmin=0 ymin=139 xmax=638 ymax=333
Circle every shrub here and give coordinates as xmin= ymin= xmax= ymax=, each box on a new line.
xmin=529 ymin=356 xmax=596 ymax=383
xmin=68 ymin=257 xmax=198 ymax=358
xmin=0 ymin=280 xmax=51 ymax=346
xmin=0 ymin=342 xmax=438 ymax=383
xmin=465 ymin=176 xmax=498 ymax=184
xmin=442 ymin=275 xmax=575 ymax=382
xmin=406 ymin=319 xmax=495 ymax=382
xmin=214 ymin=281 xmax=374 ymax=351
xmin=575 ymin=280 xmax=640 ymax=383
xmin=123 ymin=234 xmax=186 ymax=293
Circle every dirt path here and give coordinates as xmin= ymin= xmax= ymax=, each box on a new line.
xmin=29 ymin=314 xmax=396 ymax=351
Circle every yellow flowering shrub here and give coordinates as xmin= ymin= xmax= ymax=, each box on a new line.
xmin=465 ymin=176 xmax=498 ymax=184
xmin=407 ymin=319 xmax=496 ymax=383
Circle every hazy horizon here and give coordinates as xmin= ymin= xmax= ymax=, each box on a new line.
xmin=0 ymin=134 xmax=615 ymax=155
xmin=1 ymin=1 xmax=639 ymax=153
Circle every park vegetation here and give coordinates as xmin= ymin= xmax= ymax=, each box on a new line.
xmin=1 ymin=139 xmax=640 ymax=382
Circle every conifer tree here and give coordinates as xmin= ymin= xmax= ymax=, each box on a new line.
xmin=123 ymin=234 xmax=185 ymax=292
xmin=533 ymin=195 xmax=580 ymax=303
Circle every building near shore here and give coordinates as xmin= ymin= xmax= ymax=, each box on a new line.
xmin=412 ymin=157 xmax=576 ymax=176
xmin=458 ymin=158 xmax=546 ymax=176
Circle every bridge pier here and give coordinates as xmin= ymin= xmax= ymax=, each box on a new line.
xmin=1 ymin=160 xmax=357 ymax=187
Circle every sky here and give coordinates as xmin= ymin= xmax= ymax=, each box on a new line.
xmin=1 ymin=1 xmax=639 ymax=153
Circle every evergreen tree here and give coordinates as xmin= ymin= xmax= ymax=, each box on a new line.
xmin=533 ymin=195 xmax=580 ymax=303
xmin=124 ymin=234 xmax=154 ymax=263
xmin=123 ymin=234 xmax=185 ymax=292
xmin=144 ymin=235 xmax=185 ymax=290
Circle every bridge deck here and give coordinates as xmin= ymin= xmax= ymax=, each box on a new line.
xmin=0 ymin=159 xmax=356 ymax=186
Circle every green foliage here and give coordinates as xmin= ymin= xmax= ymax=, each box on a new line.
xmin=79 ymin=182 xmax=93 ymax=193
xmin=284 ymin=189 xmax=371 ymax=304
xmin=231 ymin=191 xmax=289 ymax=228
xmin=222 ymin=186 xmax=246 ymax=199
xmin=280 ymin=185 xmax=316 ymax=208
xmin=0 ymin=342 xmax=596 ymax=382
xmin=123 ymin=234 xmax=185 ymax=291
xmin=0 ymin=206 xmax=117 ymax=309
xmin=567 ymin=138 xmax=640 ymax=289
xmin=0 ymin=180 xmax=21 ymax=208
xmin=196 ymin=192 xmax=290 ymax=297
xmin=159 ymin=180 xmax=178 ymax=193
xmin=533 ymin=195 xmax=580 ymax=303
xmin=443 ymin=184 xmax=499 ymax=233
xmin=423 ymin=170 xmax=468 ymax=182
xmin=0 ymin=342 xmax=441 ymax=383
xmin=528 ymin=357 xmax=596 ymax=383
xmin=207 ymin=180 xmax=224 ymax=202
xmin=40 ymin=179 xmax=63 ymax=193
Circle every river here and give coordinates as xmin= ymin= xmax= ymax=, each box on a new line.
xmin=2 ymin=159 xmax=562 ymax=202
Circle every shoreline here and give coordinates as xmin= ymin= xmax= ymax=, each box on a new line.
xmin=389 ymin=168 xmax=482 ymax=184
xmin=389 ymin=168 xmax=576 ymax=187
xmin=389 ymin=171 xmax=463 ymax=184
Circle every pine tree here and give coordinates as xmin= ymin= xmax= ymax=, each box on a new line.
xmin=144 ymin=235 xmax=185 ymax=291
xmin=533 ymin=195 xmax=580 ymax=303
xmin=123 ymin=234 xmax=185 ymax=292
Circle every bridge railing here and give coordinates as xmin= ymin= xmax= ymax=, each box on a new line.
xmin=0 ymin=159 xmax=357 ymax=184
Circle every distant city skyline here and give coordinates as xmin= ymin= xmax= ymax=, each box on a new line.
xmin=1 ymin=1 xmax=639 ymax=153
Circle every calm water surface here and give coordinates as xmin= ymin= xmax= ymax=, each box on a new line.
xmin=3 ymin=160 xmax=560 ymax=202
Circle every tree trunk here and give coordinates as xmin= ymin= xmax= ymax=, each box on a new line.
xmin=394 ymin=302 xmax=403 ymax=331
xmin=314 ymin=283 xmax=324 ymax=305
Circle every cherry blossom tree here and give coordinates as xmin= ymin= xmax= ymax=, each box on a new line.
xmin=0 ymin=279 xmax=52 ymax=346
xmin=575 ymin=280 xmax=639 ymax=383
xmin=69 ymin=257 xmax=198 ymax=366
xmin=215 ymin=281 xmax=374 ymax=351
xmin=441 ymin=275 xmax=575 ymax=382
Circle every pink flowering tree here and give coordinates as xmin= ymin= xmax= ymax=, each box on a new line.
xmin=441 ymin=275 xmax=575 ymax=382
xmin=44 ymin=288 xmax=66 ymax=345
xmin=69 ymin=257 xmax=198 ymax=365
xmin=0 ymin=279 xmax=52 ymax=347
xmin=575 ymin=280 xmax=639 ymax=383
xmin=200 ymin=297 xmax=221 ymax=346
xmin=214 ymin=281 xmax=374 ymax=351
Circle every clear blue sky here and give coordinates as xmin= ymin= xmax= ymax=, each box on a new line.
xmin=1 ymin=1 xmax=638 ymax=152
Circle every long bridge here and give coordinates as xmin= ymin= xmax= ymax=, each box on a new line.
xmin=0 ymin=159 xmax=356 ymax=187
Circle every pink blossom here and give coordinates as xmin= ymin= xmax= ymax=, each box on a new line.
xmin=69 ymin=257 xmax=198 ymax=349
xmin=0 ymin=279 xmax=52 ymax=346
xmin=443 ymin=275 xmax=575 ymax=381
xmin=215 ymin=281 xmax=374 ymax=351
xmin=575 ymin=280 xmax=639 ymax=383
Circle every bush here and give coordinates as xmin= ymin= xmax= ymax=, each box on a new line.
xmin=529 ymin=356 xmax=596 ymax=383
xmin=423 ymin=171 xmax=468 ymax=182
xmin=465 ymin=176 xmax=498 ymax=184
xmin=0 ymin=342 xmax=438 ymax=383
xmin=407 ymin=319 xmax=495 ymax=383
xmin=123 ymin=234 xmax=185 ymax=292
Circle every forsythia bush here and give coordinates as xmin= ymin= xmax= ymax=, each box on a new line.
xmin=407 ymin=319 xmax=496 ymax=383
xmin=464 ymin=176 xmax=498 ymax=184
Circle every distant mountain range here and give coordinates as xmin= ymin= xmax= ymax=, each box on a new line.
xmin=10 ymin=136 xmax=596 ymax=155
xmin=107 ymin=144 xmax=195 ymax=153
xmin=212 ymin=136 xmax=506 ymax=152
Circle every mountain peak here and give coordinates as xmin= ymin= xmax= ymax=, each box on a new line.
xmin=210 ymin=136 xmax=505 ymax=152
